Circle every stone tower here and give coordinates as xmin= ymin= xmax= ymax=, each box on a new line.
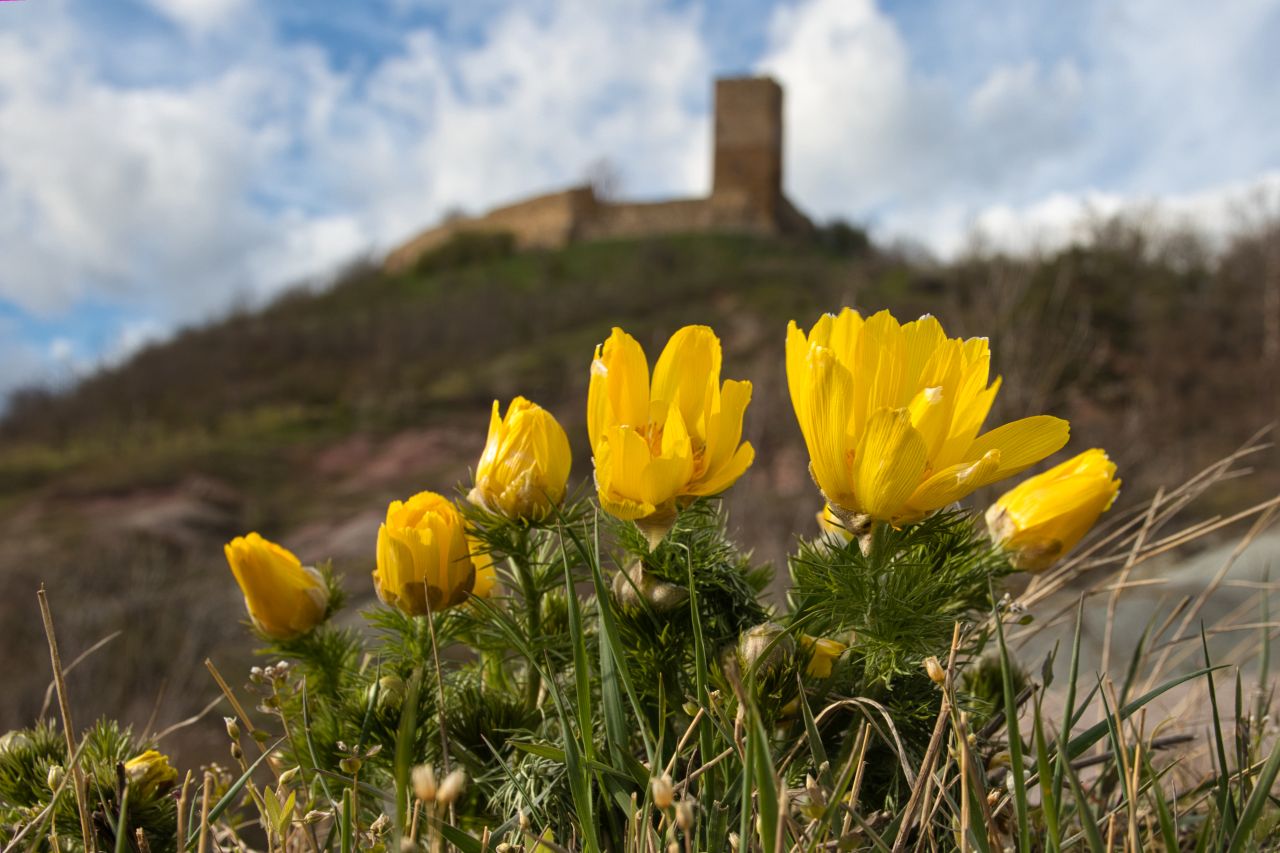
xmin=710 ymin=77 xmax=784 ymax=228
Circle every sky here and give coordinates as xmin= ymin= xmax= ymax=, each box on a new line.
xmin=1 ymin=0 xmax=1279 ymax=400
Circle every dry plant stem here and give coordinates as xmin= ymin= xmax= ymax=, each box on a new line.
xmin=1143 ymin=503 xmax=1279 ymax=692
xmin=38 ymin=630 xmax=122 ymax=719
xmin=839 ymin=722 xmax=872 ymax=840
xmin=1100 ymin=487 xmax=1162 ymax=682
xmin=204 ymin=658 xmax=270 ymax=755
xmin=37 ymin=587 xmax=96 ymax=853
xmin=197 ymin=772 xmax=213 ymax=853
xmin=891 ymin=623 xmax=962 ymax=853
xmin=675 ymin=747 xmax=733 ymax=794
xmin=175 ymin=770 xmax=193 ymax=850
xmin=664 ymin=707 xmax=707 ymax=778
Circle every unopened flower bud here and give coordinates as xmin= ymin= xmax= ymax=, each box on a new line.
xmin=47 ymin=764 xmax=65 ymax=790
xmin=924 ymin=656 xmax=946 ymax=684
xmin=518 ymin=808 xmax=530 ymax=831
xmin=224 ymin=717 xmax=241 ymax=741
xmin=124 ymin=750 xmax=179 ymax=797
xmin=675 ymin=799 xmax=694 ymax=831
xmin=737 ymin=622 xmax=795 ymax=677
xmin=278 ymin=766 xmax=299 ymax=786
xmin=612 ymin=562 xmax=688 ymax=613
xmin=412 ymin=764 xmax=437 ymax=802
xmin=371 ymin=675 xmax=406 ymax=712
xmin=437 ymin=769 xmax=466 ymax=805
xmin=651 ymin=773 xmax=674 ymax=809
xmin=230 ymin=742 xmax=244 ymax=762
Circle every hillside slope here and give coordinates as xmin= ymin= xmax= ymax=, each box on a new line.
xmin=2 ymin=228 xmax=1275 ymax=761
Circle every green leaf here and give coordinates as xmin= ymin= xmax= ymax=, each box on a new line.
xmin=185 ymin=739 xmax=284 ymax=849
xmin=993 ymin=599 xmax=1031 ymax=852
xmin=1226 ymin=730 xmax=1280 ymax=853
xmin=393 ymin=667 xmax=422 ymax=836
xmin=1065 ymin=666 xmax=1224 ymax=761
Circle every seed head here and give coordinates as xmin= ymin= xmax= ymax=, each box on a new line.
xmin=924 ymin=656 xmax=946 ymax=684
xmin=675 ymin=799 xmax=694 ymax=831
xmin=651 ymin=773 xmax=674 ymax=809
xmin=437 ymin=769 xmax=467 ymax=805
xmin=412 ymin=764 xmax=437 ymax=802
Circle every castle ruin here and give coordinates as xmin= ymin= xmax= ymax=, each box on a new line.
xmin=383 ymin=77 xmax=812 ymax=273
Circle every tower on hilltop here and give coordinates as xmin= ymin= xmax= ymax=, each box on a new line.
xmin=383 ymin=75 xmax=810 ymax=273
xmin=710 ymin=77 xmax=784 ymax=227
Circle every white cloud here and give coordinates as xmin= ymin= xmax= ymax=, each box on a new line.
xmin=758 ymin=0 xmax=1279 ymax=254
xmin=1 ymin=0 xmax=1278 ymax=401
xmin=0 ymin=0 xmax=710 ymax=330
xmin=145 ymin=0 xmax=250 ymax=34
xmin=963 ymin=171 xmax=1280 ymax=259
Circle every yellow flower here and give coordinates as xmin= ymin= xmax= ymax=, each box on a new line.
xmin=816 ymin=504 xmax=854 ymax=541
xmin=469 ymin=536 xmax=498 ymax=599
xmin=587 ymin=326 xmax=754 ymax=523
xmin=375 ymin=492 xmax=484 ymax=614
xmin=787 ymin=309 xmax=1070 ymax=525
xmin=801 ymin=635 xmax=846 ymax=678
xmin=469 ymin=397 xmax=572 ymax=522
xmin=986 ymin=448 xmax=1120 ymax=571
xmin=123 ymin=750 xmax=178 ymax=797
xmin=224 ymin=533 xmax=327 ymax=640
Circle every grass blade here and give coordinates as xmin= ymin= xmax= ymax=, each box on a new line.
xmin=1226 ymin=733 xmax=1280 ymax=853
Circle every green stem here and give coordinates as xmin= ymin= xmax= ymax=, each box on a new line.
xmin=511 ymin=528 xmax=541 ymax=709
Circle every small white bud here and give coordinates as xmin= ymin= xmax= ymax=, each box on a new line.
xmin=412 ymin=764 xmax=437 ymax=802
xmin=924 ymin=656 xmax=946 ymax=684
xmin=651 ymin=773 xmax=674 ymax=809
xmin=436 ymin=769 xmax=467 ymax=805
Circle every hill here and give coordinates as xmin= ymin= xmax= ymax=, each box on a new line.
xmin=1 ymin=224 xmax=1276 ymax=762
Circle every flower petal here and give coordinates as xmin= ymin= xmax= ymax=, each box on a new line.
xmin=851 ymin=407 xmax=928 ymax=521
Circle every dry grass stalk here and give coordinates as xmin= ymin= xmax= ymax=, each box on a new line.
xmin=36 ymin=586 xmax=96 ymax=853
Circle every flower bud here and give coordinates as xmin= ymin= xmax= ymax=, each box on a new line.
xmin=339 ymin=756 xmax=362 ymax=775
xmin=675 ymin=799 xmax=694 ymax=831
xmin=986 ymin=449 xmax=1120 ymax=572
xmin=800 ymin=635 xmax=846 ymax=679
xmin=412 ymin=764 xmax=437 ymax=802
xmin=469 ymin=397 xmax=572 ymax=522
xmin=47 ymin=764 xmax=65 ymax=791
xmin=372 ymin=675 xmax=406 ymax=712
xmin=278 ymin=766 xmax=299 ymax=786
xmin=224 ymin=717 xmax=241 ymax=741
xmin=651 ymin=773 xmax=674 ymax=809
xmin=224 ymin=533 xmax=327 ymax=639
xmin=437 ymin=769 xmax=467 ymax=805
xmin=0 ymin=731 xmax=30 ymax=754
xmin=123 ymin=750 xmax=178 ymax=797
xmin=375 ymin=493 xmax=487 ymax=614
xmin=612 ymin=562 xmax=688 ymax=613
xmin=737 ymin=622 xmax=795 ymax=677
xmin=924 ymin=656 xmax=946 ymax=684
